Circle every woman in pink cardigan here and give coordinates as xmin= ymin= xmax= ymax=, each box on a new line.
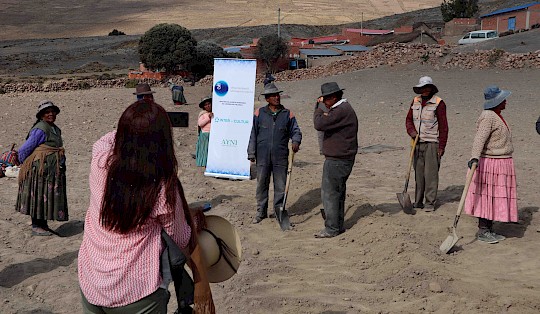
xmin=465 ymin=85 xmax=517 ymax=244
xmin=196 ymin=96 xmax=213 ymax=167
xmin=78 ymin=100 xmax=202 ymax=312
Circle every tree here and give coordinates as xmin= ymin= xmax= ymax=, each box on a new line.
xmin=256 ymin=34 xmax=288 ymax=72
xmin=138 ymin=23 xmax=197 ymax=72
xmin=441 ymin=0 xmax=479 ymax=22
xmin=189 ymin=41 xmax=227 ymax=78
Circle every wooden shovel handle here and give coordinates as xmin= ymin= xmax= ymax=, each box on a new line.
xmin=453 ymin=163 xmax=477 ymax=228
xmin=282 ymin=149 xmax=295 ymax=209
xmin=404 ymin=133 xmax=419 ymax=191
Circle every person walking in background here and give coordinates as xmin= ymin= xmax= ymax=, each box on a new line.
xmin=263 ymin=72 xmax=275 ymax=86
xmin=168 ymin=79 xmax=187 ymax=105
xmin=78 ymin=99 xmax=213 ymax=313
xmin=16 ymin=100 xmax=68 ymax=236
xmin=196 ymin=95 xmax=213 ymax=167
xmin=405 ymin=76 xmax=448 ymax=212
xmin=133 ymin=83 xmax=155 ymax=101
xmin=313 ymin=82 xmax=358 ymax=238
xmin=248 ymin=83 xmax=302 ymax=224
xmin=465 ymin=85 xmax=517 ymax=244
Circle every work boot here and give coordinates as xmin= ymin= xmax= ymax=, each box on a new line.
xmin=413 ymin=202 xmax=424 ymax=209
xmin=424 ymin=204 xmax=435 ymax=212
xmin=252 ymin=216 xmax=264 ymax=224
xmin=477 ymin=229 xmax=498 ymax=244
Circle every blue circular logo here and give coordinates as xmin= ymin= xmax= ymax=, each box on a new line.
xmin=214 ymin=80 xmax=229 ymax=96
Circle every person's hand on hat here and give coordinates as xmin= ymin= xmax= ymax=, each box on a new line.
xmin=190 ymin=207 xmax=207 ymax=233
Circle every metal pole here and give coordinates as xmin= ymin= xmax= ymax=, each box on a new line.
xmin=361 ymin=12 xmax=363 ymax=35
xmin=278 ymin=8 xmax=281 ymax=37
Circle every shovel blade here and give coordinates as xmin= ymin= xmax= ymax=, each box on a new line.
xmin=439 ymin=228 xmax=459 ymax=254
xmin=276 ymin=207 xmax=291 ymax=231
xmin=397 ymin=192 xmax=413 ymax=212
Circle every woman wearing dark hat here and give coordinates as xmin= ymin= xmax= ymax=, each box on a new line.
xmin=133 ymin=83 xmax=155 ymax=101
xmin=16 ymin=100 xmax=68 ymax=236
xmin=464 ymin=85 xmax=517 ymax=244
xmin=196 ymin=96 xmax=213 ymax=167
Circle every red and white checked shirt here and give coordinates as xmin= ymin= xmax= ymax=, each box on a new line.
xmin=78 ymin=131 xmax=191 ymax=307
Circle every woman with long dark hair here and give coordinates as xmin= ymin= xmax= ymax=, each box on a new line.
xmin=78 ymin=100 xmax=210 ymax=313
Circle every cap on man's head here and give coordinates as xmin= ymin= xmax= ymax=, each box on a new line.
xmin=133 ymin=83 xmax=155 ymax=95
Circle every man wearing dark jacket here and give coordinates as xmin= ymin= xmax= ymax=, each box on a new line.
xmin=313 ymin=82 xmax=358 ymax=238
xmin=248 ymin=83 xmax=302 ymax=224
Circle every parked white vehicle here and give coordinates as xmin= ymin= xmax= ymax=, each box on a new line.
xmin=458 ymin=30 xmax=498 ymax=44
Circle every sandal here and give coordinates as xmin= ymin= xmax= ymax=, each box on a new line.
xmin=32 ymin=230 xmax=53 ymax=236
xmin=314 ymin=230 xmax=337 ymax=238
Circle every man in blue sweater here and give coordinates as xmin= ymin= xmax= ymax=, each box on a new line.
xmin=248 ymin=83 xmax=302 ymax=225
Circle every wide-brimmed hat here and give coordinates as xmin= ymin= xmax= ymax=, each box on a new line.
xmin=198 ymin=95 xmax=212 ymax=109
xmin=413 ymin=76 xmax=439 ymax=94
xmin=36 ymin=100 xmax=60 ymax=119
xmin=198 ymin=215 xmax=242 ymax=283
xmin=133 ymin=83 xmax=155 ymax=95
xmin=261 ymin=83 xmax=283 ymax=96
xmin=483 ymin=85 xmax=511 ymax=110
xmin=320 ymin=82 xmax=345 ymax=97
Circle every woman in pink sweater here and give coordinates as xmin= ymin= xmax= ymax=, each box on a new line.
xmin=196 ymin=96 xmax=213 ymax=167
xmin=465 ymin=85 xmax=517 ymax=244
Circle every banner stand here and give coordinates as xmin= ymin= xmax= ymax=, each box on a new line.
xmin=204 ymin=58 xmax=257 ymax=180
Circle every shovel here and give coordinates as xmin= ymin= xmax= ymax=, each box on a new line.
xmin=439 ymin=163 xmax=477 ymax=254
xmin=397 ymin=133 xmax=419 ymax=213
xmin=276 ymin=149 xmax=295 ymax=231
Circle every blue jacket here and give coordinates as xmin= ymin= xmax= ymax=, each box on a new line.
xmin=247 ymin=105 xmax=302 ymax=166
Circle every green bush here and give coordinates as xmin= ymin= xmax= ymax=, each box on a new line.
xmin=125 ymin=79 xmax=139 ymax=88
xmin=138 ymin=24 xmax=197 ymax=73
xmin=488 ymin=49 xmax=505 ymax=65
xmin=78 ymin=81 xmax=91 ymax=89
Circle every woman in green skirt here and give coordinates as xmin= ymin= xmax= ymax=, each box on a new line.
xmin=196 ymin=96 xmax=212 ymax=167
xmin=16 ymin=100 xmax=68 ymax=236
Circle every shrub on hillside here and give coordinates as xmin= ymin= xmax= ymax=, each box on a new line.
xmin=440 ymin=0 xmax=479 ymax=23
xmin=108 ymin=29 xmax=126 ymax=36
xmin=124 ymin=79 xmax=139 ymax=88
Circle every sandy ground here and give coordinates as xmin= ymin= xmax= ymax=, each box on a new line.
xmin=0 ymin=65 xmax=540 ymax=313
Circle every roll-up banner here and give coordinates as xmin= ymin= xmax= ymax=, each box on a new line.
xmin=204 ymin=58 xmax=257 ymax=180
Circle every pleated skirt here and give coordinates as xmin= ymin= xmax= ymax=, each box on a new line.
xmin=464 ymin=157 xmax=518 ymax=222
xmin=195 ymin=132 xmax=210 ymax=167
